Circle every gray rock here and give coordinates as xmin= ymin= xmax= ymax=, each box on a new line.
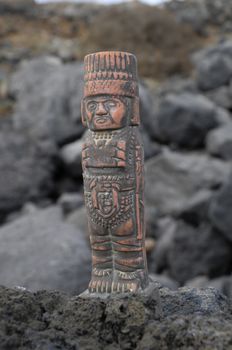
xmin=149 ymin=274 xmax=179 ymax=290
xmin=0 ymin=0 xmax=35 ymax=14
xmin=0 ymin=128 xmax=56 ymax=220
xmin=145 ymin=205 xmax=159 ymax=238
xmin=149 ymin=217 xmax=177 ymax=273
xmin=175 ymin=189 xmax=213 ymax=226
xmin=166 ymin=0 xmax=209 ymax=34
xmin=209 ymin=173 xmax=232 ymax=241
xmin=206 ymin=124 xmax=232 ymax=160
xmin=60 ymin=137 xmax=83 ymax=178
xmin=159 ymin=286 xmax=229 ymax=317
xmin=194 ymin=40 xmax=232 ymax=91
xmin=167 ymin=221 xmax=232 ymax=284
xmin=145 ymin=148 xmax=230 ymax=216
xmin=67 ymin=205 xmax=88 ymax=239
xmin=0 ymin=284 xmax=231 ymax=350
xmin=186 ymin=276 xmax=210 ymax=289
xmin=151 ymin=93 xmax=218 ymax=148
xmin=0 ymin=205 xmax=91 ymax=294
xmin=204 ymin=0 xmax=232 ymax=30
xmin=58 ymin=192 xmax=84 ymax=215
xmin=10 ymin=56 xmax=84 ymax=146
xmin=205 ymin=85 xmax=232 ymax=109
xmin=214 ymin=106 xmax=232 ymax=125
xmin=186 ymin=275 xmax=232 ymax=300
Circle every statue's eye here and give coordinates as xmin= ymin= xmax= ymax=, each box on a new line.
xmin=107 ymin=100 xmax=117 ymax=108
xmin=87 ymin=102 xmax=97 ymax=111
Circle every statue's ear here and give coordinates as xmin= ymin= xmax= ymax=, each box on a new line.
xmin=130 ymin=97 xmax=140 ymax=125
xmin=81 ymin=99 xmax=87 ymax=127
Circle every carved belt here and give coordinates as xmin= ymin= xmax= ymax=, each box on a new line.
xmin=83 ymin=173 xmax=135 ymax=228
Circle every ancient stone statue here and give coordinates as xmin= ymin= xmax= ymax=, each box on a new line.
xmin=81 ymin=51 xmax=149 ymax=294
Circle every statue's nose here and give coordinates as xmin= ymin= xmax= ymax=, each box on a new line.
xmin=96 ymin=102 xmax=107 ymax=115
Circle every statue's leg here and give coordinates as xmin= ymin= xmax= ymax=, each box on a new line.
xmin=88 ymin=221 xmax=113 ymax=293
xmin=111 ymin=217 xmax=148 ymax=293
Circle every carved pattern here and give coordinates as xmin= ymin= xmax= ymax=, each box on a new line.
xmin=81 ymin=51 xmax=149 ymax=294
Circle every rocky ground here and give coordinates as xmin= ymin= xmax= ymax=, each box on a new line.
xmin=1 ymin=282 xmax=232 ymax=350
xmin=1 ymin=0 xmax=232 ymax=348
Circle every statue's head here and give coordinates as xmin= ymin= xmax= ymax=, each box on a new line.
xmin=82 ymin=51 xmax=140 ymax=131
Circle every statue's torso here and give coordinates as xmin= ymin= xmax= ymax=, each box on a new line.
xmin=82 ymin=126 xmax=142 ymax=229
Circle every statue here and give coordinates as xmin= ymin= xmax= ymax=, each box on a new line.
xmin=81 ymin=51 xmax=149 ymax=294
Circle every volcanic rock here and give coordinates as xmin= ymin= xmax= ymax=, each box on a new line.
xmin=151 ymin=92 xmax=218 ymax=148
xmin=0 ymin=284 xmax=231 ymax=349
xmin=0 ymin=205 xmax=91 ymax=294
xmin=0 ymin=127 xmax=56 ymax=221
xmin=145 ymin=148 xmax=230 ymax=216
xmin=209 ymin=172 xmax=232 ymax=242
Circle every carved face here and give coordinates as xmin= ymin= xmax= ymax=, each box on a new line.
xmin=83 ymin=95 xmax=127 ymax=130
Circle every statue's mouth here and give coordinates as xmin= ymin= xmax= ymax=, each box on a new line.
xmin=95 ymin=116 xmax=110 ymax=124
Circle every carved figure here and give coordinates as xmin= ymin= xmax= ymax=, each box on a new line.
xmin=82 ymin=51 xmax=149 ymax=293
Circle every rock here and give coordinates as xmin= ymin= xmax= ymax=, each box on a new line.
xmin=159 ymin=286 xmax=229 ymax=316
xmin=175 ymin=189 xmax=213 ymax=226
xmin=0 ymin=0 xmax=35 ymax=14
xmin=0 ymin=205 xmax=91 ymax=294
xmin=49 ymin=37 xmax=78 ymax=61
xmin=60 ymin=138 xmax=83 ymax=179
xmin=167 ymin=221 xmax=232 ymax=284
xmin=149 ymin=217 xmax=177 ymax=274
xmin=0 ymin=127 xmax=56 ymax=221
xmin=151 ymin=93 xmax=218 ymax=148
xmin=67 ymin=205 xmax=89 ymax=239
xmin=149 ymin=274 xmax=179 ymax=290
xmin=145 ymin=148 xmax=230 ymax=216
xmin=166 ymin=0 xmax=232 ymax=33
xmin=186 ymin=275 xmax=232 ymax=300
xmin=144 ymin=205 xmax=159 ymax=238
xmin=209 ymin=173 xmax=232 ymax=241
xmin=214 ymin=107 xmax=232 ymax=125
xmin=140 ymin=126 xmax=161 ymax=160
xmin=194 ymin=40 xmax=232 ymax=91
xmin=0 ymin=284 xmax=231 ymax=350
xmin=10 ymin=57 xmax=84 ymax=146
xmin=186 ymin=276 xmax=210 ymax=289
xmin=58 ymin=192 xmax=84 ymax=215
xmin=204 ymin=0 xmax=232 ymax=31
xmin=166 ymin=0 xmax=209 ymax=34
xmin=205 ymin=85 xmax=232 ymax=109
xmin=206 ymin=124 xmax=232 ymax=160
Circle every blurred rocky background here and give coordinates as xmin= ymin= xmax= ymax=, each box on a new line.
xmin=1 ymin=0 xmax=232 ymax=302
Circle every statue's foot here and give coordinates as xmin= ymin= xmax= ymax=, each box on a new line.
xmin=88 ymin=268 xmax=112 ymax=293
xmin=112 ymin=269 xmax=148 ymax=293
xmin=111 ymin=280 xmax=139 ymax=293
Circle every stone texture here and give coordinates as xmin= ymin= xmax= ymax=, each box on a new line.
xmin=151 ymin=92 xmax=218 ymax=148
xmin=194 ymin=41 xmax=232 ymax=91
xmin=10 ymin=57 xmax=84 ymax=146
xmin=209 ymin=173 xmax=232 ymax=241
xmin=206 ymin=124 xmax=232 ymax=160
xmin=175 ymin=189 xmax=213 ymax=226
xmin=205 ymin=85 xmax=232 ymax=109
xmin=58 ymin=192 xmax=84 ymax=216
xmin=0 ymin=205 xmax=91 ymax=294
xmin=145 ymin=148 xmax=230 ymax=216
xmin=60 ymin=138 xmax=83 ymax=179
xmin=167 ymin=221 xmax=232 ymax=284
xmin=166 ymin=0 xmax=209 ymax=33
xmin=0 ymin=284 xmax=231 ymax=350
xmin=0 ymin=127 xmax=56 ymax=221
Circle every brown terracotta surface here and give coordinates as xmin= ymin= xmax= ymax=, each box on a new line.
xmin=81 ymin=51 xmax=148 ymax=294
